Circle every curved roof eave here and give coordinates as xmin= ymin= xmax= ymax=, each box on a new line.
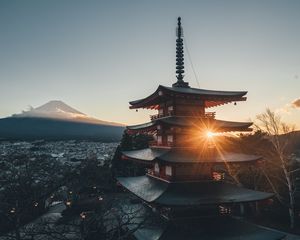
xmin=122 ymin=148 xmax=262 ymax=164
xmin=126 ymin=116 xmax=253 ymax=131
xmin=161 ymin=85 xmax=247 ymax=97
xmin=127 ymin=121 xmax=156 ymax=130
xmin=122 ymin=148 xmax=168 ymax=162
xmin=158 ymin=150 xmax=262 ymax=163
xmin=129 ymin=85 xmax=248 ymax=109
xmin=129 ymin=85 xmax=162 ymax=109
xmin=117 ymin=175 xmax=274 ymax=206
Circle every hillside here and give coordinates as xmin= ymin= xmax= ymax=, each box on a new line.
xmin=0 ymin=117 xmax=124 ymax=141
xmin=0 ymin=101 xmax=124 ymax=141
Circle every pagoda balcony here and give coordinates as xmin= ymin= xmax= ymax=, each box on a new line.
xmin=149 ymin=140 xmax=174 ymax=148
xmin=204 ymin=112 xmax=216 ymax=119
xmin=149 ymin=140 xmax=156 ymax=146
xmin=150 ymin=111 xmax=215 ymax=120
xmin=150 ymin=114 xmax=161 ymax=120
xmin=150 ymin=111 xmax=174 ymax=120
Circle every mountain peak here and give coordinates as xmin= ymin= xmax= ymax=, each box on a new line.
xmin=34 ymin=100 xmax=84 ymax=115
xmin=11 ymin=100 xmax=124 ymax=127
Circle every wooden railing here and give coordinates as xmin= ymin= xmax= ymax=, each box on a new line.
xmin=150 ymin=111 xmax=215 ymax=120
xmin=150 ymin=114 xmax=162 ymax=121
xmin=204 ymin=112 xmax=216 ymax=119
xmin=149 ymin=140 xmax=174 ymax=148
xmin=149 ymin=140 xmax=159 ymax=147
xmin=150 ymin=111 xmax=174 ymax=120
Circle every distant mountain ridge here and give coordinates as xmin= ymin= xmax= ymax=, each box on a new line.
xmin=11 ymin=100 xmax=123 ymax=127
xmin=280 ymin=130 xmax=300 ymax=151
xmin=0 ymin=101 xmax=124 ymax=141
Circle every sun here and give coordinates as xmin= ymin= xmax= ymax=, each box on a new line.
xmin=206 ymin=131 xmax=214 ymax=138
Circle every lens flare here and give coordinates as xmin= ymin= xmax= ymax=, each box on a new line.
xmin=206 ymin=131 xmax=214 ymax=138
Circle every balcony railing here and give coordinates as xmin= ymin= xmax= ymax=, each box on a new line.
xmin=150 ymin=111 xmax=215 ymax=120
xmin=150 ymin=114 xmax=162 ymax=121
xmin=204 ymin=112 xmax=216 ymax=119
xmin=149 ymin=140 xmax=159 ymax=147
xmin=149 ymin=140 xmax=173 ymax=148
xmin=150 ymin=111 xmax=174 ymax=121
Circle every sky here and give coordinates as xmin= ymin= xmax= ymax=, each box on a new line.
xmin=0 ymin=0 xmax=300 ymax=128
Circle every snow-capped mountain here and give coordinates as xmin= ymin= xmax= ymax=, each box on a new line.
xmin=12 ymin=100 xmax=123 ymax=126
xmin=0 ymin=101 xmax=124 ymax=140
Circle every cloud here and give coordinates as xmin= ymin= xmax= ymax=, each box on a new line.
xmin=275 ymin=97 xmax=300 ymax=114
xmin=275 ymin=104 xmax=291 ymax=114
xmin=291 ymin=98 xmax=300 ymax=108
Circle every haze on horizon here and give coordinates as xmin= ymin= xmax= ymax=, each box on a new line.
xmin=0 ymin=0 xmax=300 ymax=129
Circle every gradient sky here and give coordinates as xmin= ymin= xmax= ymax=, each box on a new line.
xmin=1 ymin=0 xmax=300 ymax=128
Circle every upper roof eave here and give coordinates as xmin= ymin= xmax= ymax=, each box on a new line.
xmin=162 ymin=85 xmax=247 ymax=97
xmin=129 ymin=85 xmax=248 ymax=109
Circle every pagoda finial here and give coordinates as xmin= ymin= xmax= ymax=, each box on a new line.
xmin=173 ymin=17 xmax=189 ymax=88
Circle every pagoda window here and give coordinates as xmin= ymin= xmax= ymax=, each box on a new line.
xmin=167 ymin=106 xmax=174 ymax=115
xmin=165 ymin=165 xmax=172 ymax=176
xmin=159 ymin=108 xmax=164 ymax=116
xmin=158 ymin=90 xmax=163 ymax=96
xmin=157 ymin=125 xmax=161 ymax=130
xmin=154 ymin=163 xmax=160 ymax=174
xmin=157 ymin=136 xmax=162 ymax=145
xmin=167 ymin=135 xmax=173 ymax=143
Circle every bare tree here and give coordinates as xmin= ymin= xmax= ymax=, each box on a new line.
xmin=256 ymin=108 xmax=299 ymax=229
xmin=0 ymin=155 xmax=71 ymax=240
xmin=74 ymin=195 xmax=150 ymax=240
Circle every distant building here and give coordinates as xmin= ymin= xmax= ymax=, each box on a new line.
xmin=118 ymin=17 xmax=286 ymax=240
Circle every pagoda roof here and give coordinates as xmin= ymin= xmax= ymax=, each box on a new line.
xmin=123 ymin=148 xmax=168 ymax=162
xmin=117 ymin=175 xmax=273 ymax=206
xmin=129 ymin=85 xmax=247 ymax=109
xmin=127 ymin=116 xmax=252 ymax=132
xmin=123 ymin=202 xmax=287 ymax=240
xmin=122 ymin=148 xmax=262 ymax=163
xmin=132 ymin=216 xmax=286 ymax=240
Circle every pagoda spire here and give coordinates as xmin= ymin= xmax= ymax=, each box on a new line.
xmin=173 ymin=17 xmax=189 ymax=88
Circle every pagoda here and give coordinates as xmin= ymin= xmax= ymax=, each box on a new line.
xmin=117 ymin=18 xmax=286 ymax=240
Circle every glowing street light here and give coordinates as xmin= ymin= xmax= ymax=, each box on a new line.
xmin=10 ymin=208 xmax=16 ymax=214
xmin=80 ymin=212 xmax=86 ymax=219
